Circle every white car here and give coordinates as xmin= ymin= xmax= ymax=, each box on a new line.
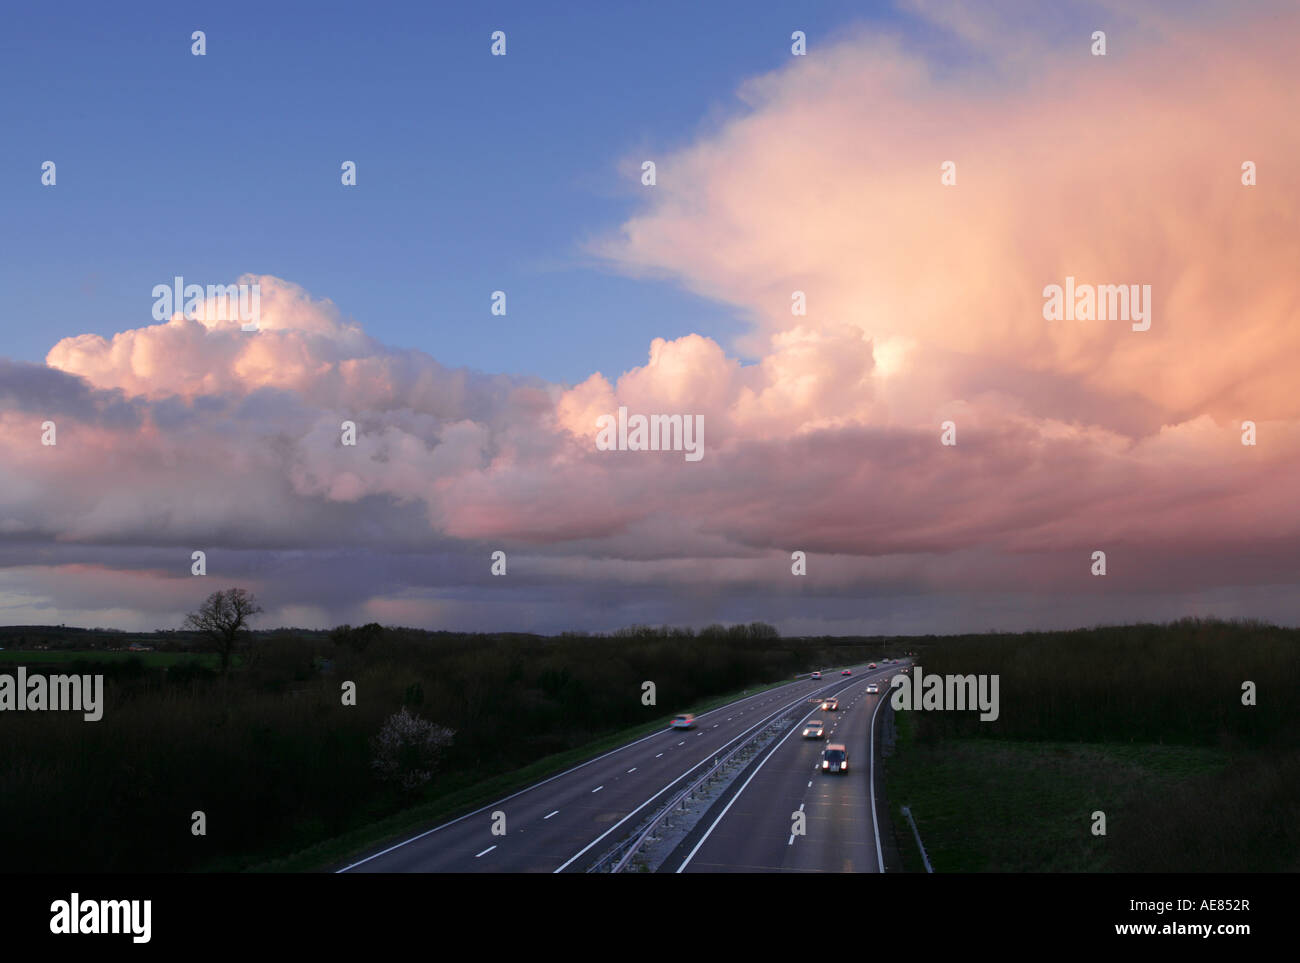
xmin=866 ymin=683 xmax=879 ymax=694
xmin=802 ymin=720 xmax=826 ymax=739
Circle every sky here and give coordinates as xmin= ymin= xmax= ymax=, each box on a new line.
xmin=1 ymin=0 xmax=1297 ymax=635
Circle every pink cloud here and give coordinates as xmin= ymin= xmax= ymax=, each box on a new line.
xmin=5 ymin=1 xmax=1300 ymax=632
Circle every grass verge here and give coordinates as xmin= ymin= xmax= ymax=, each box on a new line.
xmin=885 ymin=721 xmax=1229 ymax=872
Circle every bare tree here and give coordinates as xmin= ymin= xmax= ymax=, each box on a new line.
xmin=183 ymin=588 xmax=263 ymax=673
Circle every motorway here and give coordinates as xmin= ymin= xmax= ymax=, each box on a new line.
xmin=669 ymin=669 xmax=892 ymax=873
xmin=339 ymin=661 xmax=905 ymax=873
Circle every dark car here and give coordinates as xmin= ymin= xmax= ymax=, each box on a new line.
xmin=822 ymin=744 xmax=849 ymax=773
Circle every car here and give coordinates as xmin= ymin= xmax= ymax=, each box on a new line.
xmin=670 ymin=713 xmax=696 ymax=729
xmin=866 ymin=683 xmax=879 ymax=694
xmin=822 ymin=744 xmax=849 ymax=773
xmin=811 ymin=671 xmax=822 ymax=679
xmin=868 ymin=662 xmax=877 ymax=669
xmin=841 ymin=669 xmax=851 ymax=676
xmin=802 ymin=720 xmax=826 ymax=739
xmin=821 ymin=698 xmax=839 ymax=711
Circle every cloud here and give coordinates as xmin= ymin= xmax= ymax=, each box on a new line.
xmin=4 ymin=1 xmax=1299 ymax=632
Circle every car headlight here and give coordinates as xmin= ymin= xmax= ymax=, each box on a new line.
xmin=841 ymin=762 xmax=847 ymax=771
xmin=823 ymin=760 xmax=829 ymax=768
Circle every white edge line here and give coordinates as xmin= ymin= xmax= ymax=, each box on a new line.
xmin=869 ymin=684 xmax=887 ymax=872
xmin=474 ymin=845 xmax=496 ymax=858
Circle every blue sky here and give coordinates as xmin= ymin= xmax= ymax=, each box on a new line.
xmin=1 ymin=0 xmax=900 ymax=385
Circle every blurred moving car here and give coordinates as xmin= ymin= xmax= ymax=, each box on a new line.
xmin=868 ymin=662 xmax=877 ymax=669
xmin=866 ymin=683 xmax=879 ymax=694
xmin=821 ymin=698 xmax=839 ymax=711
xmin=670 ymin=713 xmax=696 ymax=729
xmin=841 ymin=669 xmax=852 ymax=676
xmin=802 ymin=720 xmax=826 ymax=739
xmin=822 ymin=744 xmax=849 ymax=773
xmin=811 ymin=671 xmax=822 ymax=679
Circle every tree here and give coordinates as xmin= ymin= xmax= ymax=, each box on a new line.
xmin=183 ymin=588 xmax=263 ymax=673
xmin=329 ymin=622 xmax=384 ymax=653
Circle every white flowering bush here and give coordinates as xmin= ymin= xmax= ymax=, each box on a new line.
xmin=370 ymin=707 xmax=455 ymax=791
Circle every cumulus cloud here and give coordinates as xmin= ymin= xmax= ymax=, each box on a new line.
xmin=3 ymin=0 xmax=1299 ymax=633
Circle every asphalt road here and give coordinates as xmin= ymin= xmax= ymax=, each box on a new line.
xmin=668 ymin=666 xmax=900 ymax=873
xmin=338 ymin=664 xmax=898 ymax=873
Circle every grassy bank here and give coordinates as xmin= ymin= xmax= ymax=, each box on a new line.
xmin=883 ymin=617 xmax=1300 ymax=871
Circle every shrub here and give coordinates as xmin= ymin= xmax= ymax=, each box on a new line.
xmin=370 ymin=707 xmax=455 ymax=792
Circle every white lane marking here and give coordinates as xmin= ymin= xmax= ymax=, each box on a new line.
xmin=475 ymin=845 xmax=496 ymax=858
xmin=544 ymin=811 xmax=559 ymax=819
xmin=342 ymin=676 xmax=844 ymax=872
xmin=656 ymin=753 xmax=663 ymax=758
xmin=672 ymin=670 xmax=876 ymax=873
xmin=338 ymin=683 xmax=774 ymax=872
xmin=591 ymin=786 xmax=603 ymax=793
xmin=678 ymin=741 xmax=684 ymax=746
xmin=807 ymin=780 xmax=812 ymax=787
xmin=677 ymin=704 xmax=826 ymax=872
xmin=799 ymin=802 xmax=805 ymax=811
xmin=627 ymin=768 xmax=637 ymax=773
xmin=555 ymin=682 xmax=830 ymax=873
